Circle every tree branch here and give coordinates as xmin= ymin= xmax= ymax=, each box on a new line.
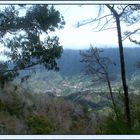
xmin=105 ymin=4 xmax=119 ymax=17
xmin=77 ymin=14 xmax=112 ymax=27
xmin=122 ymin=28 xmax=140 ymax=41
xmin=1 ymin=61 xmax=40 ymax=74
xmin=98 ymin=17 xmax=116 ymax=32
xmin=119 ymin=5 xmax=129 ymax=17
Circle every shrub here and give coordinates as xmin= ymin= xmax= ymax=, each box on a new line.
xmin=99 ymin=93 xmax=140 ymax=134
xmin=26 ymin=115 xmax=55 ymax=134
xmin=101 ymin=112 xmax=131 ymax=134
xmin=0 ymin=99 xmax=6 ymax=111
xmin=5 ymin=92 xmax=25 ymax=118
xmin=0 ymin=111 xmax=17 ymax=134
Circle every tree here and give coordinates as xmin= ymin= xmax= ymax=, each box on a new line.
xmin=0 ymin=5 xmax=65 ymax=87
xmin=80 ymin=45 xmax=117 ymax=111
xmin=106 ymin=5 xmax=140 ymax=128
xmin=78 ymin=4 xmax=140 ymax=128
xmin=105 ymin=4 xmax=131 ymax=128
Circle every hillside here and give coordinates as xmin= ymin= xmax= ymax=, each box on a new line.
xmin=1 ymin=48 xmax=140 ymax=134
xmin=57 ymin=48 xmax=140 ymax=78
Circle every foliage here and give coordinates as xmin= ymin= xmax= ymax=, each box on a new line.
xmin=5 ymin=92 xmax=25 ymax=118
xmin=98 ymin=92 xmax=140 ymax=134
xmin=98 ymin=91 xmax=132 ymax=134
xmin=0 ymin=62 xmax=18 ymax=88
xmin=70 ymin=117 xmax=87 ymax=134
xmin=0 ymin=111 xmax=17 ymax=134
xmin=26 ymin=115 xmax=55 ymax=134
xmin=0 ymin=99 xmax=6 ymax=112
xmin=101 ymin=112 xmax=131 ymax=134
xmin=0 ymin=5 xmax=65 ymax=88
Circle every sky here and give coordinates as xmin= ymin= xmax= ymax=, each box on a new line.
xmin=0 ymin=4 xmax=139 ymax=53
xmin=48 ymin=5 xmax=139 ymax=49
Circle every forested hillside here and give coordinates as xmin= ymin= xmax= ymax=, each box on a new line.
xmin=57 ymin=48 xmax=140 ymax=79
xmin=1 ymin=47 xmax=140 ymax=134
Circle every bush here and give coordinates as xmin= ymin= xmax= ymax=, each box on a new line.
xmin=99 ymin=93 xmax=140 ymax=134
xmin=5 ymin=92 xmax=25 ymax=118
xmin=70 ymin=116 xmax=86 ymax=134
xmin=26 ymin=115 xmax=56 ymax=134
xmin=0 ymin=111 xmax=17 ymax=134
xmin=0 ymin=100 xmax=6 ymax=111
xmin=101 ymin=113 xmax=131 ymax=134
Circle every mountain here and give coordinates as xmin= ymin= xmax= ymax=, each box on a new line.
xmin=56 ymin=47 xmax=140 ymax=79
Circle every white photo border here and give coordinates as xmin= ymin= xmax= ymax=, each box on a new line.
xmin=0 ymin=1 xmax=139 ymax=139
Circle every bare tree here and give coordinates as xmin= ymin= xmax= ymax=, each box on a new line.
xmin=106 ymin=4 xmax=131 ymax=128
xmin=78 ymin=4 xmax=140 ymax=128
xmin=80 ymin=45 xmax=117 ymax=112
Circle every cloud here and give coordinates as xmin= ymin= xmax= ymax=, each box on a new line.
xmin=51 ymin=24 xmax=119 ymax=49
xmin=52 ymin=5 xmax=135 ymax=49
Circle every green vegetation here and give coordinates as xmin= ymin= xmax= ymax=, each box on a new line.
xmin=0 ymin=82 xmax=97 ymax=134
xmin=0 ymin=4 xmax=140 ymax=134
xmin=0 ymin=69 xmax=139 ymax=134
xmin=0 ymin=47 xmax=140 ymax=134
xmin=0 ymin=5 xmax=65 ymax=89
xmin=98 ymin=95 xmax=140 ymax=134
xmin=27 ymin=115 xmax=55 ymax=134
xmin=0 ymin=66 xmax=140 ymax=134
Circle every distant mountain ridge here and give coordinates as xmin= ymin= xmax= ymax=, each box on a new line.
xmin=14 ymin=47 xmax=140 ymax=80
xmin=57 ymin=47 xmax=140 ymax=79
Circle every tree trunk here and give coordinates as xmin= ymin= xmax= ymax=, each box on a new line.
xmin=106 ymin=74 xmax=116 ymax=109
xmin=105 ymin=4 xmax=131 ymax=128
xmin=115 ymin=15 xmax=131 ymax=128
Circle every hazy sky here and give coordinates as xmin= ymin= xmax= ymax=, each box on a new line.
xmin=49 ymin=5 xmax=139 ymax=49
xmin=0 ymin=4 xmax=139 ymax=52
